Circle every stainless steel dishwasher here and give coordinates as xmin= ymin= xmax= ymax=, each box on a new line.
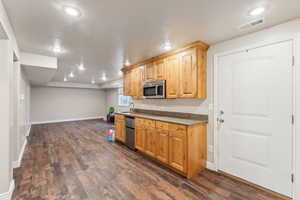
xmin=125 ymin=117 xmax=135 ymax=150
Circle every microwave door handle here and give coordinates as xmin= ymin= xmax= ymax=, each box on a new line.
xmin=155 ymin=85 xmax=159 ymax=96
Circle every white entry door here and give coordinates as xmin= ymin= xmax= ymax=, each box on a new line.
xmin=218 ymin=41 xmax=293 ymax=197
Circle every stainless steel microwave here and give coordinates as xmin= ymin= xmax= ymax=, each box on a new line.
xmin=143 ymin=80 xmax=165 ymax=99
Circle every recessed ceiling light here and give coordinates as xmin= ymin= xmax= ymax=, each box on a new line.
xmin=125 ymin=60 xmax=130 ymax=66
xmin=102 ymin=75 xmax=107 ymax=81
xmin=78 ymin=64 xmax=85 ymax=71
xmin=64 ymin=6 xmax=81 ymax=17
xmin=64 ymin=77 xmax=67 ymax=82
xmin=91 ymin=79 xmax=95 ymax=84
xmin=250 ymin=7 xmax=265 ymax=16
xmin=69 ymin=72 xmax=74 ymax=78
xmin=118 ymin=71 xmax=123 ymax=76
xmin=53 ymin=46 xmax=62 ymax=54
xmin=163 ymin=41 xmax=172 ymax=51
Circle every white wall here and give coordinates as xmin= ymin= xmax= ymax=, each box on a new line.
xmin=105 ymin=88 xmax=130 ymax=113
xmin=294 ymin=34 xmax=300 ymax=200
xmin=11 ymin=61 xmax=18 ymax=164
xmin=0 ymin=40 xmax=14 ymax=195
xmin=0 ymin=0 xmax=20 ymax=196
xmin=134 ymin=99 xmax=208 ymax=114
xmin=31 ymin=87 xmax=106 ymax=123
xmin=10 ymin=61 xmax=31 ymax=167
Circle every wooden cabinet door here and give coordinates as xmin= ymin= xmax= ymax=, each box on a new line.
xmin=156 ymin=129 xmax=169 ymax=164
xmin=131 ymin=68 xmax=139 ymax=99
xmin=120 ymin=121 xmax=126 ymax=142
xmin=115 ymin=120 xmax=121 ymax=140
xmin=169 ymin=126 xmax=187 ymax=173
xmin=165 ymin=56 xmax=180 ymax=98
xmin=145 ymin=63 xmax=155 ymax=82
xmin=135 ymin=119 xmax=145 ymax=152
xmin=115 ymin=115 xmax=125 ymax=142
xmin=123 ymin=71 xmax=131 ymax=96
xmin=154 ymin=59 xmax=165 ymax=80
xmin=115 ymin=120 xmax=125 ymax=142
xmin=137 ymin=66 xmax=145 ymax=99
xmin=145 ymin=128 xmax=156 ymax=157
xmin=178 ymin=48 xmax=198 ymax=98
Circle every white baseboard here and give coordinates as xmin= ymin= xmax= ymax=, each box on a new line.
xmin=31 ymin=116 xmax=105 ymax=125
xmin=0 ymin=180 xmax=15 ymax=200
xmin=206 ymin=161 xmax=217 ymax=171
xmin=12 ymin=138 xmax=27 ymax=168
xmin=26 ymin=124 xmax=31 ymax=137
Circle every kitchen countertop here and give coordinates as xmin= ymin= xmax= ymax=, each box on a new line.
xmin=115 ymin=111 xmax=208 ymax=126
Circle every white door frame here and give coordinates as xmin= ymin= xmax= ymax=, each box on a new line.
xmin=213 ymin=37 xmax=297 ymax=199
xmin=294 ymin=34 xmax=300 ymax=200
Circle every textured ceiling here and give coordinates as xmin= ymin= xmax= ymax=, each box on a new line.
xmin=3 ymin=0 xmax=300 ymax=84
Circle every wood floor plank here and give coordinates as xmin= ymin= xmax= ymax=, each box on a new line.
xmin=12 ymin=119 xmax=286 ymax=200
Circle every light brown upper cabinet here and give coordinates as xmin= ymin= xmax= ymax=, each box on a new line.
xmin=137 ymin=65 xmax=145 ymax=99
xmin=154 ymin=59 xmax=165 ymax=80
xmin=122 ymin=41 xmax=208 ymax=99
xmin=178 ymin=48 xmax=197 ymax=98
xmin=124 ymin=66 xmax=145 ymax=100
xmin=165 ymin=55 xmax=180 ymax=99
xmin=123 ymin=71 xmax=131 ymax=96
xmin=145 ymin=60 xmax=165 ymax=82
xmin=131 ymin=67 xmax=140 ymax=99
xmin=145 ymin=62 xmax=155 ymax=82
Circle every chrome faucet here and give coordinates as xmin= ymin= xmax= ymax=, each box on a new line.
xmin=129 ymin=102 xmax=134 ymax=112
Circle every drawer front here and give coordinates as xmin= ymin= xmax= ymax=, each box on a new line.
xmin=144 ymin=119 xmax=155 ymax=128
xmin=156 ymin=121 xmax=169 ymax=130
xmin=135 ymin=118 xmax=144 ymax=127
xmin=169 ymin=130 xmax=187 ymax=138
xmin=168 ymin=124 xmax=187 ymax=132
xmin=115 ymin=114 xmax=125 ymax=121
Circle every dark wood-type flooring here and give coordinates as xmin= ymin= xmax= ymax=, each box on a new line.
xmin=13 ymin=119 xmax=284 ymax=200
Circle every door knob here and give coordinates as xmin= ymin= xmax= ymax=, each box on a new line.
xmin=217 ymin=118 xmax=225 ymax=123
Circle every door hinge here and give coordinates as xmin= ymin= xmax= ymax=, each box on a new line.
xmin=292 ymin=115 xmax=295 ymax=125
xmin=292 ymin=56 xmax=295 ymax=66
xmin=292 ymin=174 xmax=294 ymax=183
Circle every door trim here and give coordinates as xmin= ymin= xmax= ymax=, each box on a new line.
xmin=213 ymin=38 xmax=296 ymax=198
xmin=294 ymin=34 xmax=300 ymax=200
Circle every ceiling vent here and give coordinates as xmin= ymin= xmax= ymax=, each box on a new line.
xmin=239 ymin=18 xmax=264 ymax=30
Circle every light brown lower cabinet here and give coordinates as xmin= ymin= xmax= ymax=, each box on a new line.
xmin=168 ymin=125 xmax=187 ymax=173
xmin=114 ymin=114 xmax=126 ymax=143
xmin=135 ymin=118 xmax=145 ymax=151
xmin=144 ymin=120 xmax=156 ymax=157
xmin=156 ymin=128 xmax=169 ymax=164
xmin=134 ymin=117 xmax=207 ymax=179
xmin=135 ymin=126 xmax=145 ymax=152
